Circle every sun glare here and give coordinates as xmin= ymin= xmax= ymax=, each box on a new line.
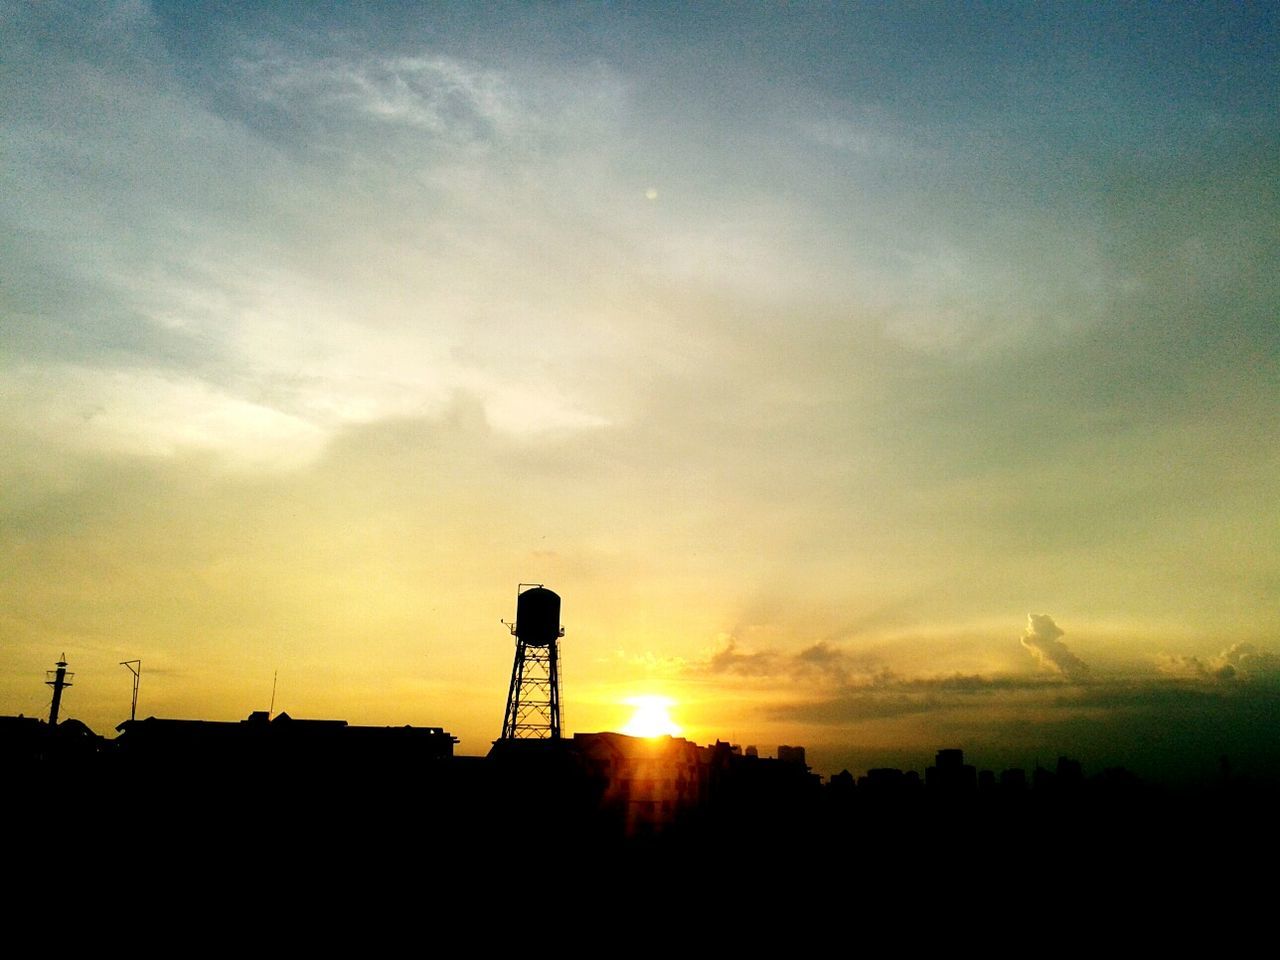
xmin=621 ymin=696 xmax=682 ymax=738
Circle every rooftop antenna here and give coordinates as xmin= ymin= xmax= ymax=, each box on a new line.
xmin=269 ymin=670 xmax=278 ymax=719
xmin=120 ymin=660 xmax=141 ymax=722
xmin=45 ymin=654 xmax=74 ymax=726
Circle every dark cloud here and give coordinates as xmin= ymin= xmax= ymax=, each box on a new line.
xmin=1020 ymin=614 xmax=1090 ymax=682
xmin=893 ymin=674 xmax=1063 ymax=694
xmin=697 ymin=634 xmax=1082 ymax=728
xmin=701 ymin=620 xmax=1101 ymax=695
xmin=772 ymin=670 xmax=1280 ymax=784
xmin=1047 ymin=680 xmax=1233 ymax=713
xmin=699 ymin=622 xmax=1280 ymax=783
xmin=768 ymin=674 xmax=1074 ymax=726
xmin=705 ymin=639 xmax=781 ymax=677
xmin=792 ymin=642 xmax=887 ymax=684
xmin=977 ymin=680 xmax=1280 ymax=784
xmin=773 ymin=669 xmax=1280 ymax=728
xmin=772 ymin=692 xmax=935 ymax=724
xmin=695 ymin=629 xmax=1090 ymax=694
xmin=697 ymin=637 xmax=885 ymax=685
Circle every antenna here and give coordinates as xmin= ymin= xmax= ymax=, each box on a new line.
xmin=120 ymin=660 xmax=141 ymax=722
xmin=269 ymin=670 xmax=278 ymax=718
xmin=45 ymin=654 xmax=74 ymax=726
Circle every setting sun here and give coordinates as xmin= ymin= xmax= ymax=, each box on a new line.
xmin=620 ymin=696 xmax=682 ymax=738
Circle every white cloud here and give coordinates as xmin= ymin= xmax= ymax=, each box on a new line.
xmin=240 ymin=48 xmax=522 ymax=143
xmin=1020 ymin=614 xmax=1090 ymax=682
xmin=0 ymin=364 xmax=327 ymax=470
xmin=800 ymin=115 xmax=926 ymax=161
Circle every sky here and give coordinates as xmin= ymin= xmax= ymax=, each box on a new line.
xmin=3 ymin=1 xmax=1277 ymax=782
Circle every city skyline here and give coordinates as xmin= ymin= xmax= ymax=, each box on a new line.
xmin=2 ymin=4 xmax=1277 ymax=783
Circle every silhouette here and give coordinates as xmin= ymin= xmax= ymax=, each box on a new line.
xmin=501 ymin=584 xmax=564 ymax=739
xmin=45 ymin=654 xmax=72 ymax=725
xmin=4 ymin=601 xmax=1278 ymax=913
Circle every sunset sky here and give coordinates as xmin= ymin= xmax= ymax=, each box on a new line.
xmin=3 ymin=2 xmax=1277 ymax=781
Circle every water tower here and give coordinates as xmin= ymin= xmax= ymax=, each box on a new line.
xmin=500 ymin=584 xmax=564 ymax=739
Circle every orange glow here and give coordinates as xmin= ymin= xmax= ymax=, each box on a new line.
xmin=620 ymin=696 xmax=682 ymax=738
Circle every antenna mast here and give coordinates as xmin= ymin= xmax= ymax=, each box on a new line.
xmin=45 ymin=654 xmax=74 ymax=726
xmin=120 ymin=660 xmax=141 ymax=722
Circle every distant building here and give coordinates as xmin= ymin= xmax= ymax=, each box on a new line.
xmin=0 ymin=714 xmax=102 ymax=763
xmin=115 ymin=711 xmax=458 ymax=766
xmin=859 ymin=767 xmax=913 ymax=794
xmin=828 ymin=769 xmax=855 ymax=795
xmin=1056 ymin=755 xmax=1083 ymax=786
xmin=564 ymin=733 xmax=820 ymax=838
xmin=574 ymin=732 xmax=704 ymax=837
xmin=1000 ymin=768 xmax=1027 ymax=792
xmin=777 ymin=745 xmax=807 ymax=768
xmin=926 ymin=748 xmax=977 ymax=793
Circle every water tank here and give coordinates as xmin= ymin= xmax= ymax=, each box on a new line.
xmin=515 ymin=587 xmax=561 ymax=647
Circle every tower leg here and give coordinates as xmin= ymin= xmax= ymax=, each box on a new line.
xmin=502 ymin=642 xmax=527 ymax=740
xmin=548 ymin=642 xmax=561 ymax=740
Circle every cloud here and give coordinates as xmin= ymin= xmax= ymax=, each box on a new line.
xmin=893 ymin=674 xmax=1061 ymax=693
xmin=1020 ymin=614 xmax=1090 ymax=682
xmin=800 ymin=115 xmax=925 ymax=161
xmin=705 ymin=639 xmax=781 ymax=678
xmin=1216 ymin=643 xmax=1280 ymax=680
xmin=0 ymin=364 xmax=328 ymax=471
xmin=608 ymin=650 xmax=688 ymax=675
xmin=767 ymin=667 xmax=1280 ymax=787
xmin=1158 ymin=643 xmax=1280 ymax=683
xmin=765 ymin=669 xmax=1080 ymax=726
xmin=772 ymin=692 xmax=935 ymax=724
xmin=695 ymin=637 xmax=889 ymax=685
xmin=240 ymin=47 xmax=521 ymax=143
xmin=793 ymin=642 xmax=860 ymax=684
xmin=695 ymin=629 xmax=1083 ymax=690
xmin=767 ymin=672 xmax=1082 ymax=726
xmin=1157 ymin=653 xmax=1231 ymax=681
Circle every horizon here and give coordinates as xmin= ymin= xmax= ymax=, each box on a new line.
xmin=9 ymin=640 xmax=1274 ymax=786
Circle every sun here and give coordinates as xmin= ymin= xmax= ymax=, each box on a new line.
xmin=620 ymin=695 xmax=682 ymax=738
